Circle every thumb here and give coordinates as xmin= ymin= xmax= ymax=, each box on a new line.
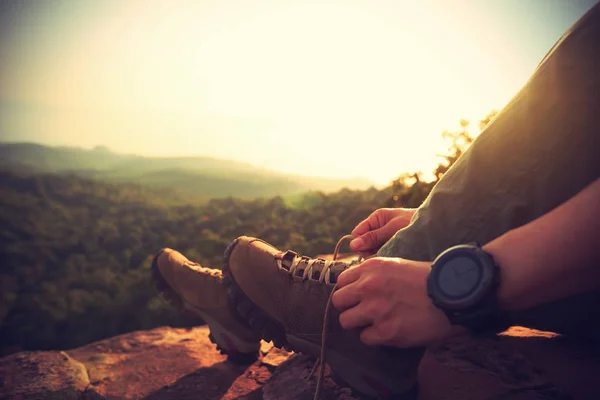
xmin=350 ymin=223 xmax=399 ymax=252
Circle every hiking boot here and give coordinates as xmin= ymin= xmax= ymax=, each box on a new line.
xmin=222 ymin=236 xmax=424 ymax=398
xmin=152 ymin=248 xmax=261 ymax=363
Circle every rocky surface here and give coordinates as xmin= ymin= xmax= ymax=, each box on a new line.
xmin=1 ymin=325 xmax=600 ymax=399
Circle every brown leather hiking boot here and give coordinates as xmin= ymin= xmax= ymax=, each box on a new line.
xmin=223 ymin=236 xmax=424 ymax=398
xmin=152 ymin=248 xmax=261 ymax=363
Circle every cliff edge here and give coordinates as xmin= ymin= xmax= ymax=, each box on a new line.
xmin=2 ymin=325 xmax=600 ymax=399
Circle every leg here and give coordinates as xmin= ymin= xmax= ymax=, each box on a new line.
xmin=378 ymin=3 xmax=600 ymax=338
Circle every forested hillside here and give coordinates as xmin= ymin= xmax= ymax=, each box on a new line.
xmin=0 ymin=115 xmax=492 ymax=355
xmin=0 ymin=143 xmax=371 ymax=199
xmin=0 ymin=170 xmax=393 ymax=355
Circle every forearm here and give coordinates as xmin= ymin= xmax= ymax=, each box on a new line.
xmin=483 ymin=177 xmax=600 ymax=311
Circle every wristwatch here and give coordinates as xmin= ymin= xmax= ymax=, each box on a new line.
xmin=427 ymin=243 xmax=507 ymax=333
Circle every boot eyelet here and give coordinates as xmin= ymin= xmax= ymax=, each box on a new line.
xmin=329 ymin=272 xmax=337 ymax=283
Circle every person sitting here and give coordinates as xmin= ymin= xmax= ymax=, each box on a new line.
xmin=152 ymin=3 xmax=600 ymax=398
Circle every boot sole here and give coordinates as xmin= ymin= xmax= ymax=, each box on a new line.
xmin=152 ymin=249 xmax=259 ymax=364
xmin=222 ymin=239 xmax=419 ymax=399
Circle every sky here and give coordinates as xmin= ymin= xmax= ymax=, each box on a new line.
xmin=0 ymin=0 xmax=597 ymax=185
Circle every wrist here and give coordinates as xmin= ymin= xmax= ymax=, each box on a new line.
xmin=482 ymin=235 xmax=526 ymax=310
xmin=427 ymin=243 xmax=507 ymax=333
xmin=483 ymin=225 xmax=563 ymax=311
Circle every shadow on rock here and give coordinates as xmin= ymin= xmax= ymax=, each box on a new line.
xmin=144 ymin=361 xmax=251 ymax=400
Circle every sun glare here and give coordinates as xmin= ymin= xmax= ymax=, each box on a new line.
xmin=1 ymin=0 xmax=538 ymax=185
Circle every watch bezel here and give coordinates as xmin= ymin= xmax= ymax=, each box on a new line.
xmin=427 ymin=244 xmax=498 ymax=311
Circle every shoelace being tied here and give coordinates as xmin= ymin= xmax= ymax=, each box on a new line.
xmin=277 ymin=234 xmax=363 ymax=400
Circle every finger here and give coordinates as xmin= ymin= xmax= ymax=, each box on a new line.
xmin=359 ymin=318 xmax=396 ymax=346
xmin=351 ymin=217 xmax=376 ymax=238
xmin=351 ymin=209 xmax=388 ymax=237
xmin=332 ymin=282 xmax=362 ymax=311
xmin=336 ymin=262 xmax=366 ymax=288
xmin=359 ymin=324 xmax=386 ymax=346
xmin=338 ymin=303 xmax=374 ymax=330
xmin=350 ymin=222 xmax=400 ymax=252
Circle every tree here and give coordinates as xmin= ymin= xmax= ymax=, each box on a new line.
xmin=433 ymin=110 xmax=498 ymax=181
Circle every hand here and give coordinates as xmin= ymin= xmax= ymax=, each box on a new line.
xmin=332 ymin=257 xmax=454 ymax=348
xmin=350 ymin=208 xmax=417 ymax=256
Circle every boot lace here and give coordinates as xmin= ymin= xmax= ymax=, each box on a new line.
xmin=275 ymin=235 xmax=363 ymax=399
xmin=276 ymin=252 xmax=341 ymax=285
xmin=306 ymin=234 xmax=363 ymax=400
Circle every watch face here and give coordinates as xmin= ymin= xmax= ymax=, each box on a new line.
xmin=437 ymin=256 xmax=481 ymax=298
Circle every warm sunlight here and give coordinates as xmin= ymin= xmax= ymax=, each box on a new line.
xmin=3 ymin=3 xmax=600 ymax=392
xmin=0 ymin=0 xmax=593 ymax=184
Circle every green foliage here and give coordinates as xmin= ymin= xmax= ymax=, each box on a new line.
xmin=0 ymin=115 xmax=483 ymax=355
xmin=0 ymin=169 xmax=391 ymax=354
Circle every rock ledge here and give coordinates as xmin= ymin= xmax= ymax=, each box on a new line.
xmin=1 ymin=326 xmax=600 ymax=399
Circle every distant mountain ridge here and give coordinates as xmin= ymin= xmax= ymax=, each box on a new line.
xmin=0 ymin=142 xmax=372 ymax=198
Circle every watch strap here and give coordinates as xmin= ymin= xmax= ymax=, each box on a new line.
xmin=444 ymin=290 xmax=510 ymax=334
